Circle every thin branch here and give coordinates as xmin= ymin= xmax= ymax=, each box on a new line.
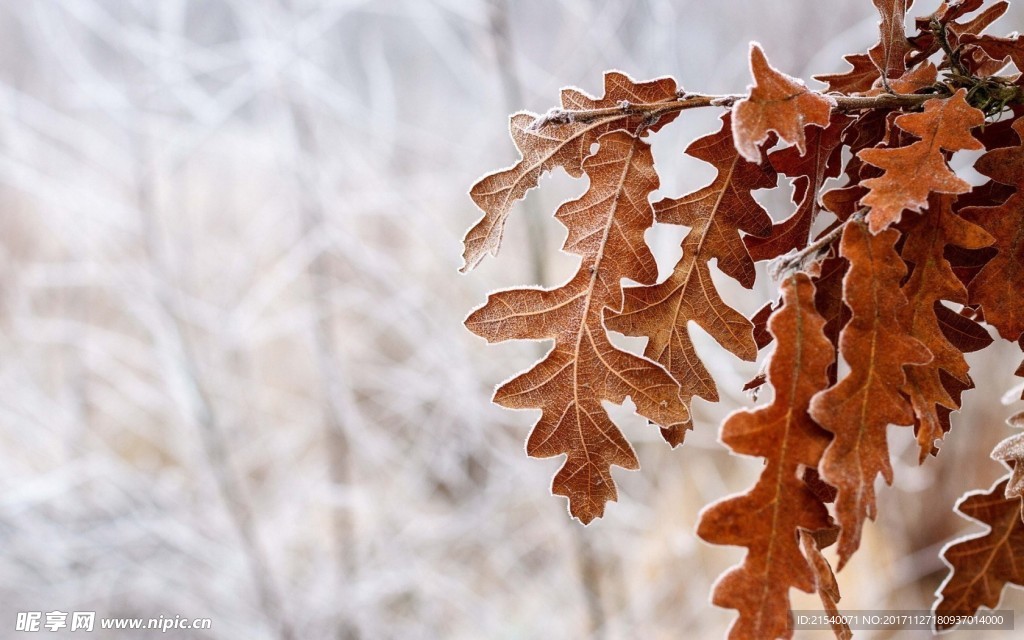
xmin=529 ymin=90 xmax=972 ymax=131
xmin=771 ymin=209 xmax=868 ymax=279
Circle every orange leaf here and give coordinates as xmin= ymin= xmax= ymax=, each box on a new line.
xmin=606 ymin=114 xmax=776 ymax=444
xmin=961 ymin=118 xmax=1024 ymax=341
xmin=465 ymin=131 xmax=688 ymax=523
xmin=697 ymin=273 xmax=835 ymax=640
xmin=732 ymin=43 xmax=834 ymax=162
xmin=858 ymin=88 xmax=985 ymax=232
xmin=810 ymin=222 xmax=930 ymax=566
xmin=899 ymin=195 xmax=994 ymax=461
xmin=461 ymin=72 xmax=678 ymax=271
xmin=934 ymin=475 xmax=1024 ymax=631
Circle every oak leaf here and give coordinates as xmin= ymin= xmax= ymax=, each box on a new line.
xmin=745 ymin=115 xmax=851 ymax=261
xmin=465 ymin=132 xmax=688 ymax=523
xmin=813 ymin=256 xmax=852 ymax=385
xmin=461 ymin=72 xmax=678 ymax=271
xmin=810 ymin=222 xmax=931 ymax=566
xmin=908 ymin=0 xmax=1007 ymax=67
xmin=732 ymin=43 xmax=834 ymax=162
xmin=934 ymin=476 xmax=1024 ymax=630
xmin=858 ymin=88 xmax=985 ymax=232
xmin=899 ymin=195 xmax=994 ymax=461
xmin=606 ymin=114 xmax=776 ymax=445
xmin=697 ymin=273 xmax=834 ymax=640
xmin=869 ymin=0 xmax=913 ymax=79
xmin=991 ymin=412 xmax=1024 ymax=508
xmin=799 ymin=530 xmax=852 ymax=640
xmin=961 ymin=118 xmax=1024 ymax=341
xmin=959 ymin=33 xmax=1024 ymax=75
xmin=815 ymin=54 xmax=880 ymax=94
xmin=862 ymin=62 xmax=937 ymax=96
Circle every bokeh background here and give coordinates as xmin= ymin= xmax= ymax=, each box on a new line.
xmin=0 ymin=0 xmax=1022 ymax=638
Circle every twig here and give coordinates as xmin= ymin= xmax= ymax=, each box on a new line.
xmin=770 ymin=210 xmax=868 ymax=279
xmin=528 ymin=92 xmax=943 ymax=131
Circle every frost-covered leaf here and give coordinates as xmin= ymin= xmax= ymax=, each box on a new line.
xmin=732 ymin=43 xmax=833 ymax=162
xmin=961 ymin=118 xmax=1024 ymax=341
xmin=810 ymin=222 xmax=930 ymax=566
xmin=607 ymin=114 xmax=776 ymax=444
xmin=745 ymin=114 xmax=851 ymax=261
xmin=462 ymin=72 xmax=679 ymax=271
xmin=698 ymin=273 xmax=835 ymax=640
xmin=858 ymin=89 xmax=985 ymax=232
xmin=991 ymin=412 xmax=1024 ymax=507
xmin=466 ymin=131 xmax=688 ymax=522
xmin=899 ymin=195 xmax=994 ymax=461
xmin=934 ymin=475 xmax=1024 ymax=630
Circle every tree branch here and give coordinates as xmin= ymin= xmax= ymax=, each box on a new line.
xmin=528 ymin=88 xmax=1007 ymax=131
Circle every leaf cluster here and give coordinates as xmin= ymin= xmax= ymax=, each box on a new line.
xmin=462 ymin=2 xmax=1024 ymax=637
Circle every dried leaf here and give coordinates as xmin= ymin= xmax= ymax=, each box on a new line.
xmin=732 ymin=43 xmax=834 ymax=162
xmin=466 ymin=132 xmax=688 ymax=522
xmin=958 ymin=33 xmax=1024 ymax=75
xmin=799 ymin=530 xmax=853 ymax=640
xmin=899 ymin=195 xmax=994 ymax=461
xmin=815 ymin=54 xmax=880 ymax=94
xmin=814 ymin=256 xmax=852 ymax=385
xmin=869 ymin=0 xmax=913 ymax=79
xmin=607 ymin=114 xmax=776 ymax=444
xmin=462 ymin=72 xmax=678 ymax=271
xmin=697 ymin=273 xmax=835 ymax=640
xmin=858 ymin=88 xmax=985 ymax=232
xmin=746 ymin=114 xmax=851 ymax=261
xmin=991 ymin=412 xmax=1024 ymax=506
xmin=908 ymin=0 xmax=1006 ymax=67
xmin=863 ymin=62 xmax=937 ymax=96
xmin=810 ymin=222 xmax=931 ymax=566
xmin=961 ymin=118 xmax=1024 ymax=341
xmin=934 ymin=476 xmax=1024 ymax=630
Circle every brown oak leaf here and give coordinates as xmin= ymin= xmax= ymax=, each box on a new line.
xmin=991 ymin=412 xmax=1024 ymax=508
xmin=869 ymin=0 xmax=913 ymax=79
xmin=815 ymin=54 xmax=880 ymax=94
xmin=465 ymin=132 xmax=688 ymax=523
xmin=934 ymin=476 xmax=1024 ymax=630
xmin=863 ymin=62 xmax=937 ymax=96
xmin=732 ymin=43 xmax=834 ymax=162
xmin=814 ymin=256 xmax=852 ymax=385
xmin=959 ymin=33 xmax=1024 ymax=75
xmin=799 ymin=530 xmax=852 ymax=640
xmin=810 ymin=222 xmax=931 ymax=566
xmin=909 ymin=0 xmax=1007 ymax=68
xmin=745 ymin=114 xmax=852 ymax=261
xmin=462 ymin=72 xmax=679 ymax=271
xmin=606 ymin=114 xmax=776 ymax=445
xmin=697 ymin=273 xmax=835 ymax=640
xmin=899 ymin=195 xmax=994 ymax=461
xmin=961 ymin=118 xmax=1024 ymax=341
xmin=858 ymin=88 xmax=985 ymax=232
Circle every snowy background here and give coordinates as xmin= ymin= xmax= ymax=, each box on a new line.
xmin=0 ymin=0 xmax=1022 ymax=638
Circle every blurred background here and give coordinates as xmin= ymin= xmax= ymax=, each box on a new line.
xmin=0 ymin=0 xmax=1022 ymax=638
